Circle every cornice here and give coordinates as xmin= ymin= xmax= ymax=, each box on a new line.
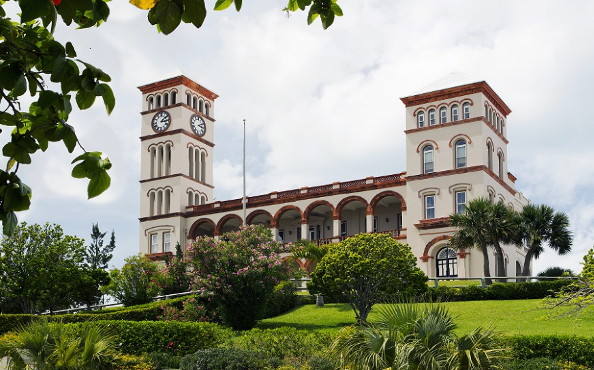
xmin=140 ymin=129 xmax=215 ymax=148
xmin=140 ymin=174 xmax=215 ymax=188
xmin=401 ymin=81 xmax=511 ymax=117
xmin=140 ymin=103 xmax=216 ymax=123
xmin=138 ymin=76 xmax=219 ymax=100
xmin=404 ymin=117 xmax=509 ymax=145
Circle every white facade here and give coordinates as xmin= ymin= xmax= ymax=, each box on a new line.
xmin=138 ymin=72 xmax=530 ymax=278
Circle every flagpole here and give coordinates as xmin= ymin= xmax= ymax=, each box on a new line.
xmin=242 ymin=119 xmax=246 ymax=227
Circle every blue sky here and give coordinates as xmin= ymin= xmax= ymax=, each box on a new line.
xmin=5 ymin=0 xmax=594 ymax=274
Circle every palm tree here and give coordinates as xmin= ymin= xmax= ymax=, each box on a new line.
xmin=0 ymin=321 xmax=120 ymax=369
xmin=485 ymin=201 xmax=516 ymax=282
xmin=515 ymin=204 xmax=572 ymax=277
xmin=449 ymin=197 xmax=493 ymax=285
xmin=331 ymin=303 xmax=507 ymax=370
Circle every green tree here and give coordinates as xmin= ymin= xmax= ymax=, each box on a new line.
xmin=308 ymin=233 xmax=428 ymax=324
xmin=332 ymin=303 xmax=507 ymax=370
xmin=515 ymin=204 xmax=572 ymax=277
xmin=102 ymin=254 xmax=162 ymax=306
xmin=186 ymin=225 xmax=290 ymax=330
xmin=0 ymin=321 xmax=120 ymax=369
xmin=449 ymin=197 xmax=495 ymax=285
xmin=85 ymin=223 xmax=116 ymax=270
xmin=0 ymin=0 xmax=340 ymax=236
xmin=0 ymin=222 xmax=107 ymax=313
xmin=547 ymin=247 xmax=594 ymax=316
xmin=160 ymin=241 xmax=191 ymax=295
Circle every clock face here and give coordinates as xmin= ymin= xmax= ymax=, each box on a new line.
xmin=151 ymin=111 xmax=171 ymax=133
xmin=190 ymin=114 xmax=206 ymax=136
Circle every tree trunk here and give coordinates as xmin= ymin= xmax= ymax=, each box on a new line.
xmin=493 ymin=242 xmax=507 ymax=283
xmin=522 ymin=247 xmax=536 ymax=279
xmin=481 ymin=243 xmax=492 ymax=285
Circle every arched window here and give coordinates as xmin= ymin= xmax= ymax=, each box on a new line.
xmin=436 ymin=247 xmax=458 ymax=277
xmin=205 ymin=103 xmax=210 ymax=117
xmin=188 ymin=192 xmax=193 ymax=206
xmin=495 ymin=116 xmax=499 ymax=132
xmin=150 ymin=147 xmax=156 ymax=178
xmin=194 ymin=193 xmax=199 ymax=206
xmin=417 ymin=111 xmax=425 ymax=128
xmin=148 ymin=97 xmax=154 ymax=110
xmin=429 ymin=109 xmax=436 ymax=125
xmin=451 ymin=105 xmax=459 ymax=122
xmin=156 ymin=190 xmax=163 ymax=216
xmin=488 ymin=189 xmax=495 ymax=203
xmin=484 ymin=105 xmax=488 ymax=120
xmin=149 ymin=192 xmax=155 ymax=216
xmin=487 ymin=142 xmax=493 ymax=171
xmin=171 ymin=91 xmax=177 ymax=104
xmin=488 ymin=107 xmax=492 ymax=123
xmin=163 ymin=92 xmax=169 ymax=106
xmin=164 ymin=189 xmax=171 ymax=214
xmin=200 ymin=151 xmax=206 ymax=181
xmin=194 ymin=149 xmax=200 ymax=181
xmin=455 ymin=139 xmax=466 ymax=168
xmin=157 ymin=145 xmax=163 ymax=177
xmin=463 ymin=102 xmax=470 ymax=119
xmin=188 ymin=147 xmax=194 ymax=178
xmin=186 ymin=92 xmax=191 ymax=105
xmin=192 ymin=96 xmax=197 ymax=110
xmin=199 ymin=99 xmax=204 ymax=113
xmin=200 ymin=195 xmax=206 ymax=205
xmin=156 ymin=95 xmax=161 ymax=108
xmin=164 ymin=144 xmax=171 ymax=176
xmin=500 ymin=119 xmax=504 ymax=134
xmin=498 ymin=152 xmax=504 ymax=178
xmin=423 ymin=145 xmax=434 ymax=174
xmin=440 ymin=107 xmax=447 ymax=124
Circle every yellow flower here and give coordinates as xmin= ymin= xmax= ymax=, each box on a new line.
xmin=129 ymin=0 xmax=158 ymax=10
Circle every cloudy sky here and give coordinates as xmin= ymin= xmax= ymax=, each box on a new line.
xmin=6 ymin=0 xmax=594 ymax=274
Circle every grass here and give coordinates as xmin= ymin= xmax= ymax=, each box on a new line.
xmin=428 ymin=279 xmax=482 ymax=287
xmin=257 ymin=300 xmax=594 ymax=337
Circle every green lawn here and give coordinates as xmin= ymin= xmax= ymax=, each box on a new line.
xmin=257 ymin=300 xmax=594 ymax=337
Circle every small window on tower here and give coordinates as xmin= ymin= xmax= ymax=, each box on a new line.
xmin=463 ymin=103 xmax=470 ymax=119
xmin=429 ymin=109 xmax=436 ymax=125
xmin=440 ymin=107 xmax=447 ymax=124
xmin=163 ymin=232 xmax=170 ymax=252
xmin=150 ymin=233 xmax=158 ymax=254
xmin=425 ymin=195 xmax=435 ymax=219
xmin=417 ymin=111 xmax=425 ymax=128
xmin=451 ymin=105 xmax=459 ymax=122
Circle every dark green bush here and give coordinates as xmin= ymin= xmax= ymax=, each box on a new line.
xmin=507 ymin=335 xmax=594 ymax=367
xmin=146 ymin=352 xmax=183 ymax=370
xmin=179 ymin=348 xmax=281 ymax=370
xmin=65 ymin=320 xmax=232 ymax=356
xmin=0 ymin=314 xmax=40 ymax=335
xmin=236 ymin=327 xmax=332 ymax=360
xmin=427 ymin=280 xmax=573 ymax=302
xmin=499 ymin=357 xmax=589 ymax=370
xmin=262 ymin=281 xmax=299 ymax=319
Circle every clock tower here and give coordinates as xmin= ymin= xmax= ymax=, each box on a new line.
xmin=138 ymin=70 xmax=219 ymax=255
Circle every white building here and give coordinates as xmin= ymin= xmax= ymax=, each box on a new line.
xmin=138 ymin=71 xmax=530 ymax=278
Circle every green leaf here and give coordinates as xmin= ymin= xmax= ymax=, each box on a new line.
xmin=183 ymin=0 xmax=207 ymax=28
xmin=93 ymin=83 xmax=105 ymax=96
xmin=65 ymin=42 xmax=77 ymax=57
xmin=320 ymin=9 xmax=334 ymax=29
xmin=3 ymin=211 xmax=18 ymax=236
xmin=155 ymin=0 xmax=182 ymax=35
xmin=38 ymin=91 xmax=60 ymax=110
xmin=3 ymin=143 xmax=32 ymax=164
xmin=330 ymin=2 xmax=342 ymax=16
xmin=6 ymin=158 xmax=16 ymax=172
xmin=12 ymin=75 xmax=27 ymax=97
xmin=58 ymin=0 xmax=77 ymax=25
xmin=75 ymin=89 xmax=96 ymax=110
xmin=87 ymin=170 xmax=111 ymax=199
xmin=288 ymin=0 xmax=299 ymax=12
xmin=62 ymin=129 xmax=77 ymax=153
xmin=307 ymin=7 xmax=319 ymax=25
xmin=19 ymin=0 xmax=52 ymax=22
xmin=4 ymin=186 xmax=31 ymax=212
xmin=213 ymin=0 xmax=233 ymax=11
xmin=71 ymin=162 xmax=87 ymax=178
xmin=234 ymin=0 xmax=242 ymax=11
xmin=100 ymin=84 xmax=115 ymax=115
xmin=51 ymin=57 xmax=73 ymax=84
xmin=26 ymin=75 xmax=38 ymax=97
xmin=0 ymin=64 xmax=23 ymax=90
xmin=296 ymin=0 xmax=311 ymax=11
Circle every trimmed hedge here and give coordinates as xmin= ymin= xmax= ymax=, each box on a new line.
xmin=500 ymin=357 xmax=589 ymax=370
xmin=0 ymin=296 xmax=190 ymax=335
xmin=507 ymin=335 xmax=594 ymax=367
xmin=427 ymin=280 xmax=574 ymax=301
xmin=65 ymin=320 xmax=233 ymax=356
xmin=236 ymin=327 xmax=333 ymax=360
xmin=262 ymin=281 xmax=300 ymax=319
xmin=179 ymin=348 xmax=281 ymax=370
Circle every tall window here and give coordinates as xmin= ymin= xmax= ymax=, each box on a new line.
xmin=488 ymin=107 xmax=492 ymax=123
xmin=156 ymin=95 xmax=161 ymax=108
xmin=487 ymin=142 xmax=493 ymax=170
xmin=451 ymin=105 xmax=459 ymax=122
xmin=150 ymin=234 xmax=158 ymax=254
xmin=163 ymin=93 xmax=169 ymax=106
xmin=278 ymin=229 xmax=284 ymax=242
xmin=455 ymin=139 xmax=467 ymax=168
xmin=498 ymin=152 xmax=504 ymax=178
xmin=488 ymin=189 xmax=495 ymax=203
xmin=417 ymin=111 xmax=425 ymax=128
xmin=309 ymin=226 xmax=315 ymax=240
xmin=463 ymin=102 xmax=470 ymax=119
xmin=163 ymin=232 xmax=170 ymax=252
xmin=186 ymin=92 xmax=191 ymax=105
xmin=436 ymin=247 xmax=458 ymax=277
xmin=455 ymin=191 xmax=467 ymax=214
xmin=429 ymin=109 xmax=436 ymax=125
xmin=425 ymin=195 xmax=435 ymax=219
xmin=423 ymin=145 xmax=434 ymax=174
xmin=148 ymin=97 xmax=154 ymax=110
xmin=340 ymin=221 xmax=347 ymax=236
xmin=484 ymin=105 xmax=488 ymax=120
xmin=440 ymin=107 xmax=447 ymax=124
xmin=171 ymin=91 xmax=177 ymax=104
xmin=192 ymin=96 xmax=197 ymax=110
xmin=205 ymin=103 xmax=210 ymax=117
xmin=199 ymin=100 xmax=204 ymax=113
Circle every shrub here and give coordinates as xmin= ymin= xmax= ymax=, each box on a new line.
xmin=427 ymin=280 xmax=574 ymax=302
xmin=507 ymin=335 xmax=594 ymax=367
xmin=179 ymin=348 xmax=281 ymax=370
xmin=236 ymin=327 xmax=333 ymax=360
xmin=102 ymin=254 xmax=163 ymax=306
xmin=0 ymin=314 xmax=40 ymax=335
xmin=262 ymin=281 xmax=299 ymax=319
xmin=500 ymin=357 xmax=589 ymax=370
xmin=65 ymin=320 xmax=233 ymax=356
xmin=146 ymin=352 xmax=183 ymax=370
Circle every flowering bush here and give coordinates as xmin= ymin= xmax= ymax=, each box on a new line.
xmin=186 ymin=225 xmax=291 ymax=330
xmin=159 ymin=296 xmax=216 ymax=323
